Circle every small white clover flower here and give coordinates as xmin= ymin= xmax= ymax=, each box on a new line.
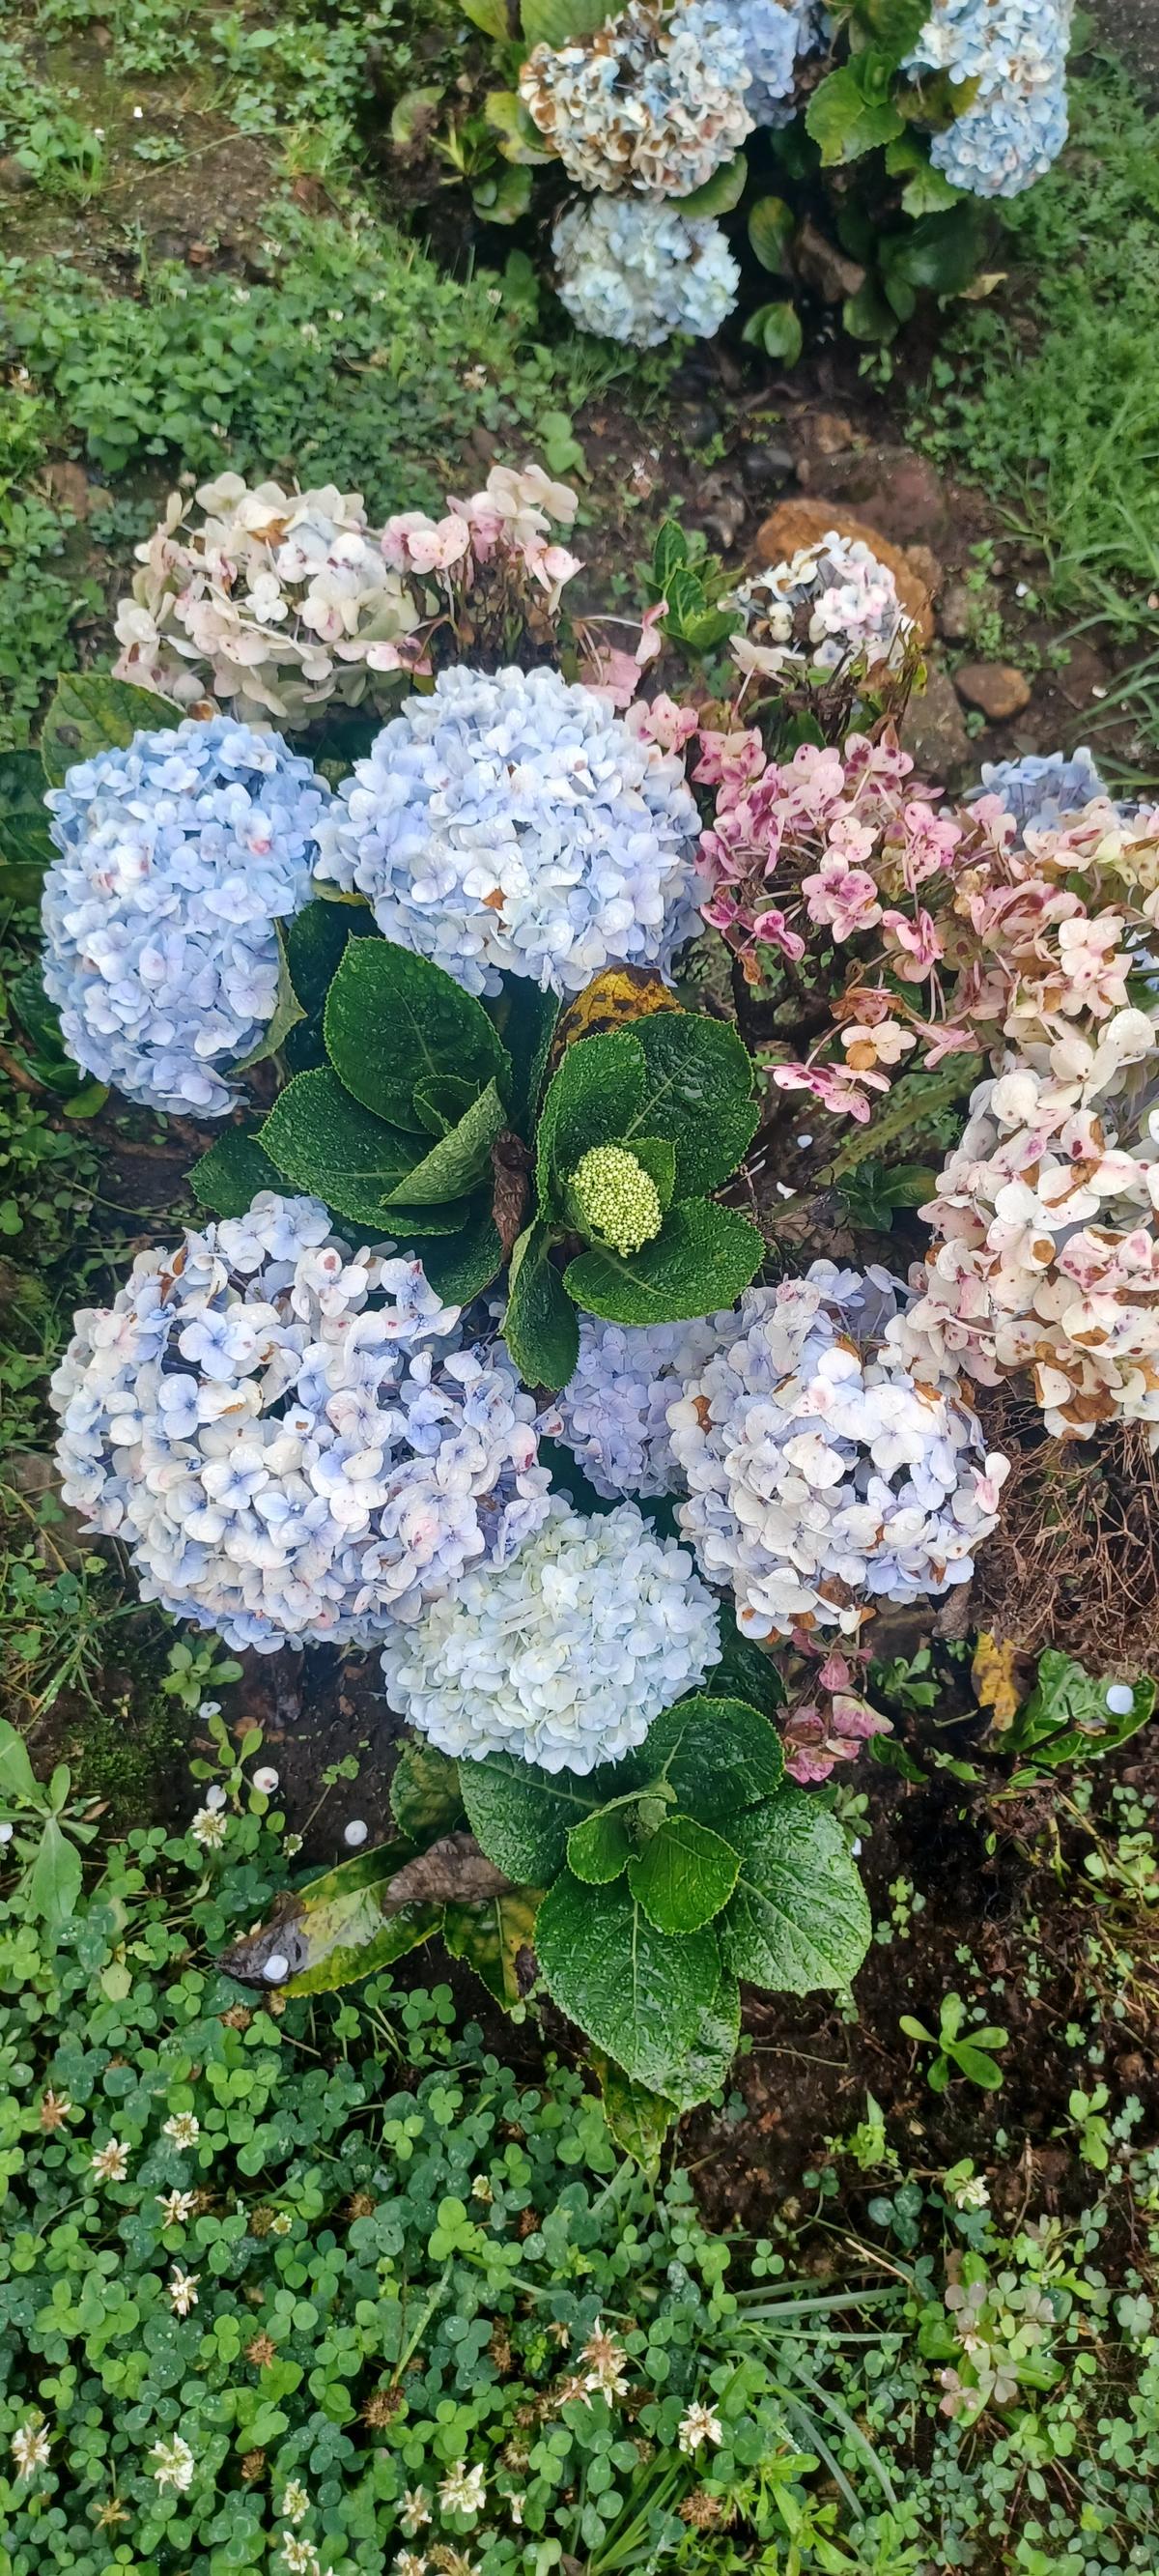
xmin=190 ymin=1806 xmax=228 ymax=1849
xmin=279 ymin=2478 xmax=311 ymax=2524
xmin=678 ymin=2399 xmax=723 ymax=2452
xmin=580 ymin=2319 xmax=630 ymax=2399
xmin=149 ymin=2432 xmax=195 ymax=2493
xmin=381 ymin=1496 xmax=721 ymax=1773
xmin=11 ymin=2415 xmax=51 ymax=2478
xmin=279 ymin=2539 xmax=318 ymax=2576
xmin=438 ymin=2459 xmax=487 ymax=2515
xmin=51 ymin=1193 xmax=550 ymax=1653
xmin=157 ymin=2189 xmax=197 ymax=2227
xmin=670 ymin=1265 xmax=1008 ymax=1641
xmin=269 ymin=2210 xmax=294 ymax=2237
xmin=951 ymin=2174 xmax=990 ymax=2212
xmin=167 ymin=2268 xmax=200 ymax=2316
xmin=552 ymin=193 xmax=740 ymax=348
xmin=42 ymin=717 xmax=328 ymax=1116
xmin=538 ymin=1311 xmax=725 ymax=1500
xmin=401 ymin=2485 xmax=433 ymax=2533
xmin=394 ymin=2555 xmax=428 ymax=2576
xmin=90 ymin=2137 xmax=129 ymax=2184
xmin=521 ymin=0 xmax=753 ymax=197
xmin=162 ymin=2111 xmax=200 ymax=2149
xmin=315 ymin=664 xmax=702 ymax=998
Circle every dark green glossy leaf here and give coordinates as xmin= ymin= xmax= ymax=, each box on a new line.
xmin=567 ymin=1806 xmax=634 ymax=1885
xmin=233 ymin=922 xmax=306 ymax=1071
xmin=382 ymin=1079 xmax=505 ymax=1206
xmin=503 ymin=1219 xmax=579 ymax=1390
xmin=389 ymin=1740 xmax=464 ymax=1843
xmin=627 ymin=1015 xmax=757 ymax=1194
xmin=645 ymin=1694 xmax=783 ymax=1823
xmin=41 ymin=673 xmax=182 ymax=787
xmin=664 ymin=1971 xmax=742 ymax=2112
xmin=412 ymin=1075 xmax=481 ymax=1136
xmin=536 ymin=1030 xmax=646 ymax=1211
xmin=259 ymin=1067 xmax=419 ymax=1221
xmin=565 ymin=1198 xmax=763 ymax=1328
xmin=416 ymin=1199 xmax=503 ymax=1303
xmin=0 ymin=749 xmax=54 ymax=897
xmin=627 ymin=1133 xmax=676 ymax=1213
xmin=286 ymin=898 xmax=368 ymax=1016
xmin=189 ymin=1130 xmax=286 ymax=1217
xmin=704 ymin=1608 xmax=786 ymax=1716
xmin=486 ymin=975 xmax=559 ymax=1135
xmin=443 ymin=1885 xmax=541 ymax=2009
xmin=626 ymin=1812 xmax=739 ymax=1934
xmin=537 ymin=1870 xmax=721 ymax=2096
xmin=721 ymin=1790 xmax=871 ymax=1995
xmin=460 ymin=1752 xmax=616 ymax=1885
xmin=324 ymin=938 xmax=508 ymax=1131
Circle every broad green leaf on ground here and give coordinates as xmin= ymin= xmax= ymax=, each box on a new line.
xmin=721 ymin=1790 xmax=871 ymax=1995
xmin=233 ymin=923 xmax=306 ymax=1070
xmin=0 ymin=749 xmax=54 ymax=897
xmin=645 ymin=1694 xmax=784 ymax=1822
xmin=460 ymin=1752 xmax=614 ymax=1885
xmin=742 ymin=301 xmax=805 ymax=366
xmin=382 ymin=1079 xmax=505 ymax=1206
xmin=416 ymin=1200 xmax=503 ymax=1303
xmin=389 ymin=1740 xmax=464 ymax=1844
xmin=627 ymin=1015 xmax=756 ymax=1195
xmin=593 ymin=2053 xmax=675 ymax=2174
xmin=536 ymin=1871 xmax=722 ymax=2097
xmin=503 ymin=1220 xmax=580 ymax=1389
xmin=40 ymin=673 xmax=183 ymax=787
xmin=324 ymin=938 xmax=508 ymax=1130
xmin=260 ymin=1067 xmax=419 ymax=1220
xmin=663 ymin=1970 xmax=743 ymax=2112
xmin=748 ymin=194 xmax=795 ymax=272
xmin=566 ymin=1805 xmax=634 ymax=1885
xmin=443 ymin=1886 xmax=542 ymax=2009
xmin=190 ymin=1130 xmax=285 ymax=1217
xmin=1010 ymin=1649 xmax=1156 ymax=1769
xmin=220 ymin=1843 xmax=438 ymax=1995
xmin=28 ymin=1817 xmax=83 ymax=1932
xmin=0 ymin=1716 xmax=39 ymax=1804
xmin=565 ymin=1198 xmax=763 ymax=1327
xmin=626 ymin=1813 xmax=739 ymax=1934
xmin=536 ymin=1030 xmax=646 ymax=1209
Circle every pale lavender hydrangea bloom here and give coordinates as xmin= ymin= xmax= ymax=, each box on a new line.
xmin=50 ymin=1194 xmax=551 ymax=1651
xmin=972 ymin=748 xmax=1108 ymax=843
xmin=711 ymin=0 xmax=820 ymax=124
xmin=668 ymin=1263 xmax=1008 ymax=1641
xmin=41 ymin=718 xmax=327 ymax=1115
xmin=380 ymin=1494 xmax=721 ymax=1771
xmin=551 ymin=194 xmax=741 ymax=348
xmin=315 ymin=664 xmax=703 ymax=996
xmin=909 ymin=0 xmax=1071 ymax=199
xmin=537 ymin=1311 xmax=727 ymax=1500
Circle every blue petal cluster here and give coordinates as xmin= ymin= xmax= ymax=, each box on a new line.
xmin=314 ymin=663 xmax=704 ymax=995
xmin=909 ymin=1 xmax=1071 ymax=200
xmin=50 ymin=1194 xmax=551 ymax=1652
xmin=42 ymin=718 xmax=328 ymax=1115
xmin=973 ymin=747 xmax=1108 ymax=843
xmin=538 ymin=1311 xmax=727 ymax=1501
xmin=711 ymin=0 xmax=819 ymax=125
xmin=551 ymin=194 xmax=741 ymax=349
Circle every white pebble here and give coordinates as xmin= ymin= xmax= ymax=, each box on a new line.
xmin=0 ymin=1821 xmax=13 ymax=1846
xmin=263 ymin=1953 xmax=290 ymax=1983
xmin=795 ymin=1133 xmax=813 ymax=1149
xmin=205 ymin=1784 xmax=228 ymax=1812
xmin=343 ymin=1818 xmax=369 ymax=1848
xmin=1105 ymin=1681 xmax=1135 ymax=1715
xmin=252 ymin=1766 xmax=280 ymax=1795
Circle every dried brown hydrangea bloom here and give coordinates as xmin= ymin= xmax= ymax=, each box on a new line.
xmin=520 ymin=0 xmax=752 ymax=197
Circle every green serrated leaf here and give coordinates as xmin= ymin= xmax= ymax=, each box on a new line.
xmin=0 ymin=749 xmax=54 ymax=897
xmin=536 ymin=1872 xmax=722 ymax=2098
xmin=679 ymin=147 xmax=748 ymax=216
xmin=260 ymin=1067 xmax=420 ymax=1223
xmin=748 ymin=194 xmax=795 ymax=272
xmin=233 ymin=922 xmax=306 ymax=1072
xmin=415 ymin=1200 xmax=503 ymax=1303
xmin=537 ymin=1030 xmax=646 ymax=1210
xmin=626 ymin=1813 xmax=739 ymax=1935
xmin=389 ymin=1740 xmax=464 ymax=1844
xmin=652 ymin=521 xmax=690 ymax=591
xmin=645 ymin=1695 xmax=783 ymax=1824
xmin=521 ymin=0 xmax=608 ymax=43
xmin=503 ymin=1220 xmax=580 ymax=1390
xmin=721 ymin=1790 xmax=871 ymax=1996
xmin=593 ymin=2053 xmax=675 ymax=2174
xmin=443 ymin=1886 xmax=541 ymax=2009
xmin=664 ymin=1971 xmax=742 ymax=2112
xmin=487 ymin=974 xmax=559 ymax=1135
xmin=40 ymin=673 xmax=182 ymax=788
xmin=325 ymin=939 xmax=508 ymax=1131
xmin=567 ymin=1807 xmax=634 ymax=1886
xmin=412 ymin=1076 xmax=481 ymax=1136
xmin=851 ymin=0 xmax=928 ymax=54
xmin=627 ymin=1013 xmax=757 ymax=1194
xmin=704 ymin=1609 xmax=786 ymax=1717
xmin=461 ymin=0 xmax=511 ymax=37
xmin=460 ymin=1752 xmax=616 ymax=1884
xmin=806 ymin=62 xmax=904 ymax=165
xmin=189 ymin=1130 xmax=285 ymax=1218
xmin=473 ymin=163 xmax=534 ymax=223
xmin=286 ymin=898 xmax=367 ymax=1016
xmin=382 ymin=1079 xmax=505 ymax=1206
xmin=565 ymin=1198 xmax=763 ymax=1329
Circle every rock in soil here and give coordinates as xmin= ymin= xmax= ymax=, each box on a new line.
xmin=937 ymin=580 xmax=975 ymax=643
xmin=954 ymin=660 xmax=1032 ymax=720
xmin=899 ymin=665 xmax=972 ymax=783
xmin=806 ymin=443 xmax=950 ymax=546
xmin=754 ymin=497 xmax=935 ymax=641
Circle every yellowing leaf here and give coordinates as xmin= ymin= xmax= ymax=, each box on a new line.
xmin=548 ymin=966 xmax=680 ymax=1073
xmin=972 ymin=1631 xmax=1022 ymax=1732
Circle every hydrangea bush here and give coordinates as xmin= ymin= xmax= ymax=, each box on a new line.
xmin=40 ymin=717 xmax=328 ymax=1114
xmin=551 ymin=191 xmax=742 ymax=346
xmin=906 ymin=0 xmax=1072 ymax=200
xmin=537 ymin=1309 xmax=724 ymax=1498
xmin=520 ymin=0 xmax=754 ymax=196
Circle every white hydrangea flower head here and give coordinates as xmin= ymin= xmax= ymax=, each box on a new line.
xmin=538 ymin=1310 xmax=727 ymax=1499
xmin=551 ymin=193 xmax=740 ymax=347
xmin=889 ymin=1023 xmax=1159 ymax=1438
xmin=380 ymin=1494 xmax=721 ymax=1771
xmin=520 ymin=0 xmax=753 ymax=197
xmin=50 ymin=1193 xmax=551 ymax=1652
xmin=314 ymin=663 xmax=703 ymax=996
xmin=41 ymin=717 xmax=326 ymax=1116
xmin=112 ymin=473 xmax=422 ymax=726
xmin=908 ymin=0 xmax=1072 ymax=199
xmin=727 ymin=532 xmax=914 ymax=684
xmin=668 ymin=1264 xmax=1008 ymax=1639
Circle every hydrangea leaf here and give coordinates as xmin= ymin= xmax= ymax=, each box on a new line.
xmin=627 ymin=1016 xmax=758 ymax=1195
xmin=413 ymin=1075 xmax=486 ymax=1137
xmin=503 ymin=1219 xmax=580 ymax=1390
xmin=720 ymin=1790 xmax=871 ymax=1995
xmin=460 ymin=1752 xmax=620 ymax=1884
xmin=389 ymin=1740 xmax=464 ymax=1844
xmin=259 ymin=1067 xmax=420 ymax=1220
xmin=680 ymin=148 xmax=748 ymax=217
xmin=189 ymin=1130 xmax=286 ymax=1218
xmin=566 ymin=1807 xmax=634 ymax=1885
xmin=488 ymin=975 xmax=560 ymax=1134
xmin=564 ymin=1199 xmax=763 ymax=1328
xmin=536 ymin=1030 xmax=647 ymax=1212
xmin=221 ymin=1844 xmax=440 ymax=1996
xmin=233 ymin=924 xmax=307 ymax=1072
xmin=521 ymin=0 xmax=610 ymax=44
xmin=704 ymin=1610 xmax=786 ymax=1718
xmin=286 ymin=899 xmax=367 ymax=1014
xmin=663 ymin=1971 xmax=743 ymax=2112
xmin=536 ymin=1871 xmax=722 ymax=2098
xmin=645 ymin=1695 xmax=783 ymax=1823
xmin=748 ymin=194 xmax=795 ymax=274
xmin=415 ymin=1200 xmax=503 ymax=1304
xmin=0 ymin=750 xmax=54 ymax=899
xmin=324 ymin=938 xmax=509 ymax=1132
xmin=40 ymin=673 xmax=183 ymax=788
xmin=382 ymin=1080 xmax=506 ymax=1207
xmin=443 ymin=1887 xmax=542 ymax=2010
xmin=626 ymin=1814 xmax=739 ymax=1935
xmin=805 ymin=61 xmax=904 ymax=166
xmin=592 ymin=2053 xmax=675 ymax=2174
xmin=626 ymin=1134 xmax=676 ymax=1213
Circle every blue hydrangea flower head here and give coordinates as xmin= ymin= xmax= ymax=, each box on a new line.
xmin=909 ymin=0 xmax=1072 ymax=200
xmin=551 ymin=193 xmax=741 ymax=348
xmin=42 ymin=716 xmax=328 ymax=1115
xmin=315 ymin=663 xmax=704 ymax=995
xmin=538 ymin=1310 xmax=730 ymax=1500
xmin=972 ymin=748 xmax=1108 ymax=843
xmin=710 ymin=0 xmax=820 ymax=125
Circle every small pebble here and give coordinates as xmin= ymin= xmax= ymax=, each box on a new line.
xmin=0 ymin=1821 xmax=13 ymax=1846
xmin=1105 ymin=1682 xmax=1135 ymax=1715
xmin=252 ymin=1766 xmax=280 ymax=1795
xmin=796 ymin=1132 xmax=813 ymax=1149
xmin=205 ymin=1785 xmax=227 ymax=1812
xmin=343 ymin=1819 xmax=369 ymax=1848
xmin=263 ymin=1953 xmax=290 ymax=1983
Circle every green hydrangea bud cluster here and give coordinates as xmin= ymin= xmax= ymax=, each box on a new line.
xmin=570 ymin=1143 xmax=664 ymax=1256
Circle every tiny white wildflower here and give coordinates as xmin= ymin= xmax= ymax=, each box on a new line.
xmin=279 ymin=2538 xmax=318 ymax=2576
xmin=401 ymin=2485 xmax=432 ymax=2533
xmin=162 ymin=2111 xmax=200 ymax=2149
xmin=678 ymin=2399 xmax=723 ymax=2454
xmin=270 ymin=2210 xmax=294 ymax=2237
xmin=168 ymin=2267 xmax=200 ymax=2315
xmin=149 ymin=2431 xmax=195 ymax=2492
xmin=11 ymin=2415 xmax=51 ymax=2477
xmin=156 ymin=2188 xmax=197 ymax=2226
xmin=438 ymin=2459 xmax=487 ymax=2515
xmin=279 ymin=2477 xmax=311 ymax=2523
xmin=191 ymin=1806 xmax=228 ymax=1848
xmin=90 ymin=2137 xmax=129 ymax=2184
xmin=951 ymin=2174 xmax=991 ymax=2212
